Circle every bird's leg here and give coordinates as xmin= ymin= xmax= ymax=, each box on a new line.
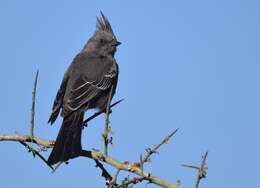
xmin=103 ymin=86 xmax=114 ymax=156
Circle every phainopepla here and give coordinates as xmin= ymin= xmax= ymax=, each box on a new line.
xmin=47 ymin=12 xmax=121 ymax=165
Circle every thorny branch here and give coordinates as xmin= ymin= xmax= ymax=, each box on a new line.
xmin=182 ymin=151 xmax=208 ymax=188
xmin=0 ymin=133 xmax=180 ymax=188
xmin=82 ymin=150 xmax=181 ymax=188
xmin=194 ymin=151 xmax=208 ymax=188
xmin=103 ymin=85 xmax=114 ymax=156
xmin=0 ymin=134 xmax=54 ymax=148
xmin=30 ymin=70 xmax=39 ymax=139
xmin=0 ymin=73 xmax=208 ymax=188
xmin=141 ymin=129 xmax=178 ymax=165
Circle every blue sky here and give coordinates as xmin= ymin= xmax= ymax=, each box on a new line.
xmin=0 ymin=1 xmax=259 ymax=188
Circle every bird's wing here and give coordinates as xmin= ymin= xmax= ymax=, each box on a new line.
xmin=48 ymin=66 xmax=72 ymax=124
xmin=62 ymin=55 xmax=118 ymax=117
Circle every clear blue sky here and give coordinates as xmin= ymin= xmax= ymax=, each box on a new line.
xmin=0 ymin=1 xmax=259 ymax=188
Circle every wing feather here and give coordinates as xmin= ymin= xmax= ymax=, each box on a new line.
xmin=62 ymin=61 xmax=117 ymax=116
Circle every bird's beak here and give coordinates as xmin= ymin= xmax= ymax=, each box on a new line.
xmin=115 ymin=41 xmax=121 ymax=46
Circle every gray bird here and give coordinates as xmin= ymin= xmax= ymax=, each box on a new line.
xmin=47 ymin=12 xmax=121 ymax=165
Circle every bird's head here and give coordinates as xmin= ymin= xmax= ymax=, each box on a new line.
xmin=83 ymin=11 xmax=121 ymax=56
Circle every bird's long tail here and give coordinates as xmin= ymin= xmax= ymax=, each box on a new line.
xmin=47 ymin=111 xmax=84 ymax=165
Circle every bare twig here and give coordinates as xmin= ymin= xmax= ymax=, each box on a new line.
xmin=109 ymin=169 xmax=120 ymax=187
xmin=94 ymin=159 xmax=113 ymax=185
xmin=181 ymin=164 xmax=199 ymax=170
xmin=19 ymin=141 xmax=54 ymax=171
xmin=194 ymin=151 xmax=208 ymax=188
xmin=82 ymin=99 xmax=124 ymax=127
xmin=52 ymin=162 xmax=63 ymax=172
xmin=103 ymin=85 xmax=114 ymax=156
xmin=141 ymin=129 xmax=178 ymax=165
xmin=30 ymin=70 xmax=39 ymax=139
xmin=182 ymin=151 xmax=208 ymax=188
xmin=140 ymin=154 xmax=144 ymax=175
xmin=80 ymin=150 xmax=180 ymax=188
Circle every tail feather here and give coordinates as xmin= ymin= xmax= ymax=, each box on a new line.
xmin=48 ymin=111 xmax=84 ymax=165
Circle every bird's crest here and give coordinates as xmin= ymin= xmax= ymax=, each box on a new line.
xmin=96 ymin=11 xmax=115 ymax=36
